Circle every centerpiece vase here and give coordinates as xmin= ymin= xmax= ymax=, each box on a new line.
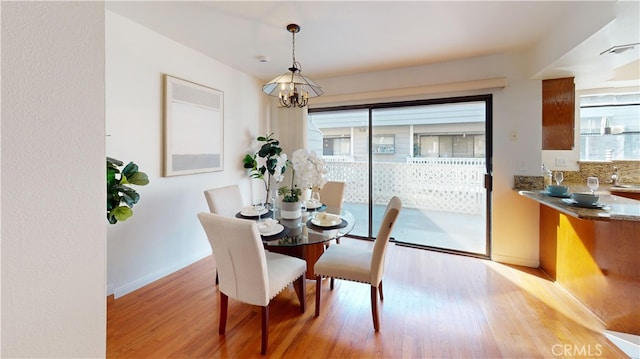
xmin=280 ymin=201 xmax=302 ymax=219
xmin=301 ymin=188 xmax=312 ymax=203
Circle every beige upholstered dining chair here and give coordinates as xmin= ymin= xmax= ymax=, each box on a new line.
xmin=319 ymin=181 xmax=346 ymax=244
xmin=204 ymin=184 xmax=245 ymax=284
xmin=197 ymin=212 xmax=307 ymax=355
xmin=313 ymin=196 xmax=402 ymax=332
xmin=319 ymin=181 xmax=345 ymax=210
xmin=204 ymin=184 xmax=244 ymax=217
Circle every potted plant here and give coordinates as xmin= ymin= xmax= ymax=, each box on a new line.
xmin=242 ymin=133 xmax=287 ymax=206
xmin=278 ymin=185 xmax=302 ymax=219
xmin=107 ymin=157 xmax=149 ymax=224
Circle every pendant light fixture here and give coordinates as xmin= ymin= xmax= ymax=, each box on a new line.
xmin=262 ymin=24 xmax=323 ymax=108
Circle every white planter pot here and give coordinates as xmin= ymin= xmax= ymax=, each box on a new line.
xmin=301 ymin=188 xmax=312 ymax=202
xmin=280 ymin=201 xmax=302 ymax=219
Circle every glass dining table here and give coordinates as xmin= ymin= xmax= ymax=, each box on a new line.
xmin=236 ymin=205 xmax=355 ymax=279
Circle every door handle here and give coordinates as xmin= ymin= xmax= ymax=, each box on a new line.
xmin=484 ymin=174 xmax=492 ymax=191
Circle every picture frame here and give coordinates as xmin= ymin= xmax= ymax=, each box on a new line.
xmin=163 ymin=75 xmax=224 ymax=176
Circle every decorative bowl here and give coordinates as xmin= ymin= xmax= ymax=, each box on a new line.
xmin=571 ymin=193 xmax=599 ymax=205
xmin=546 ymin=185 xmax=569 ymax=196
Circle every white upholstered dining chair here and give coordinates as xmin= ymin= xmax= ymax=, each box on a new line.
xmin=204 ymin=184 xmax=246 ymax=284
xmin=319 ymin=181 xmax=345 ymax=210
xmin=319 ymin=181 xmax=346 ymax=243
xmin=197 ymin=212 xmax=307 ymax=355
xmin=313 ymin=196 xmax=402 ymax=332
xmin=204 ymin=184 xmax=244 ymax=217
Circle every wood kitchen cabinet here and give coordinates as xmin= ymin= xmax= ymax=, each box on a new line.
xmin=539 ymin=205 xmax=640 ymax=335
xmin=542 ymin=77 xmax=575 ymax=150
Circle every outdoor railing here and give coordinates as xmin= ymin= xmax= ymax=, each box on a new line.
xmin=325 ymin=157 xmax=486 ymax=215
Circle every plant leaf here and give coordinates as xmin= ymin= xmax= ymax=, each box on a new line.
xmin=107 ymin=157 xmax=123 ymax=167
xmin=258 ymin=143 xmax=272 ymax=157
xmin=243 ymin=154 xmax=257 ymax=169
xmin=119 ymin=186 xmax=140 ymax=206
xmin=122 ymin=161 xmax=139 ymax=178
xmin=112 ymin=206 xmax=133 ymax=222
xmin=128 ymin=172 xmax=149 ymax=186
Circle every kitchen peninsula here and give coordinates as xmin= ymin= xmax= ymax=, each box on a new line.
xmin=518 ymin=188 xmax=640 ymax=336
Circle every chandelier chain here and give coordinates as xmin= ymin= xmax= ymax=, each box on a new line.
xmin=291 ymin=29 xmax=300 ymax=71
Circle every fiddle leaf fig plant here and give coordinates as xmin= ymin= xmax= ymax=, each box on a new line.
xmin=243 ymin=133 xmax=287 ymax=203
xmin=107 ymin=157 xmax=149 ymax=224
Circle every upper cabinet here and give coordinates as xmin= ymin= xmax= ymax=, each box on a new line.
xmin=542 ymin=77 xmax=575 ymax=150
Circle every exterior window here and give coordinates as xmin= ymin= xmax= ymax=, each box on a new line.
xmin=418 ymin=134 xmax=485 ymax=158
xmin=373 ymin=135 xmax=395 ymax=154
xmin=419 ymin=136 xmax=439 ymax=157
xmin=323 ymin=136 xmax=351 ymax=156
xmin=579 ymin=93 xmax=640 ymax=161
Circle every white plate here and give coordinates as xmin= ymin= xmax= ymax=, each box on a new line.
xmin=311 ymin=218 xmax=341 ymax=227
xmin=259 ymin=223 xmax=284 ymax=236
xmin=241 ymin=208 xmax=268 ymax=217
xmin=305 ymin=201 xmax=323 ymax=209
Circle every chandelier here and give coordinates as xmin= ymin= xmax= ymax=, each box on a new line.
xmin=262 ymin=24 xmax=323 ymax=108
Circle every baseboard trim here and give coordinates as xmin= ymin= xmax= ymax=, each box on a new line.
xmin=106 ymin=283 xmax=114 ymax=296
xmin=605 ymin=330 xmax=640 ymax=359
xmin=491 ymin=253 xmax=539 ymax=268
xmin=112 ymin=252 xmax=211 ymax=299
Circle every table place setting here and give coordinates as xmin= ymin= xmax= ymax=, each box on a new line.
xmin=237 ymin=205 xmax=271 ymax=219
xmin=304 ymin=199 xmax=325 ymax=211
xmin=307 ymin=212 xmax=348 ymax=230
xmin=257 ymin=218 xmax=286 ymax=237
xmin=562 ymin=193 xmax=608 ymax=209
xmin=541 ymin=185 xmax=571 ymax=198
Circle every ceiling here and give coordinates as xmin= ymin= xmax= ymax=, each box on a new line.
xmin=106 ymin=1 xmax=640 ymax=90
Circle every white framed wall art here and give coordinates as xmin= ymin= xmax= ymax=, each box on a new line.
xmin=164 ymin=75 xmax=224 ymax=176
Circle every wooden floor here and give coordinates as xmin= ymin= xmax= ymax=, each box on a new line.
xmin=107 ymin=238 xmax=626 ymax=358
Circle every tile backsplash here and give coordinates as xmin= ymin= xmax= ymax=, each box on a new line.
xmin=564 ymin=161 xmax=640 ymax=185
xmin=514 ymin=160 xmax=639 ymax=191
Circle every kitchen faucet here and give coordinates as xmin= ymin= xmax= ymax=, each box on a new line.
xmin=611 ymin=167 xmax=620 ymax=186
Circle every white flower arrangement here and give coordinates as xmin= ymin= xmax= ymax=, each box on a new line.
xmin=272 ymin=153 xmax=287 ymax=183
xmin=290 ymin=149 xmax=328 ymax=191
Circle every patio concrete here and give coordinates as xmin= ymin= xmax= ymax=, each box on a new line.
xmin=343 ymin=202 xmax=487 ymax=255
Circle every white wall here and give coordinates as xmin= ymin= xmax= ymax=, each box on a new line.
xmin=312 ymin=53 xmax=542 ymax=267
xmin=1 ymin=2 xmax=106 ymax=357
xmin=106 ymin=12 xmax=268 ymax=298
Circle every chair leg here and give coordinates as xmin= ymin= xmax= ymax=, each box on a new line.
xmin=315 ymin=275 xmax=321 ymax=317
xmin=295 ymin=275 xmax=306 ymax=313
xmin=330 ymin=277 xmax=335 ymax=290
xmin=378 ymin=281 xmax=384 ymax=301
xmin=261 ymin=305 xmax=269 ymax=355
xmin=219 ymin=292 xmax=228 ymax=335
xmin=371 ymin=286 xmax=380 ymax=332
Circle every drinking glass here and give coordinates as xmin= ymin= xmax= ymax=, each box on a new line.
xmin=554 ymin=171 xmax=564 ymax=185
xmin=312 ymin=191 xmax=321 ymax=205
xmin=587 ymin=177 xmax=599 ymax=195
xmin=253 ymin=202 xmax=265 ymax=222
xmin=267 ymin=190 xmax=277 ymax=211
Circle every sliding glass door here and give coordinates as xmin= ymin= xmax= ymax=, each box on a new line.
xmin=308 ymin=95 xmax=492 ymax=257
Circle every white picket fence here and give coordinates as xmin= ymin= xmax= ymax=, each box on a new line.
xmin=324 ymin=157 xmax=486 ymax=215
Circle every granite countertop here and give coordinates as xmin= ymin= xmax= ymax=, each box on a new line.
xmin=608 ymin=184 xmax=640 ymax=194
xmin=517 ymin=189 xmax=640 ymax=222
